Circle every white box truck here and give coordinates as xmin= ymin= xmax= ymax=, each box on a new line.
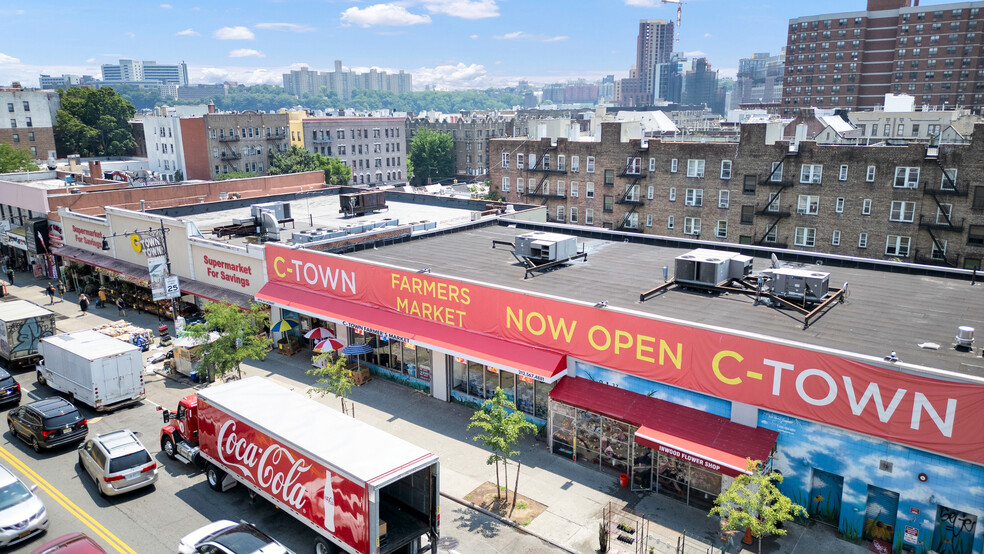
xmin=37 ymin=330 xmax=145 ymax=411
xmin=0 ymin=300 xmax=56 ymax=369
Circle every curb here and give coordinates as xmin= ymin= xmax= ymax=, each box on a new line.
xmin=439 ymin=491 xmax=578 ymax=554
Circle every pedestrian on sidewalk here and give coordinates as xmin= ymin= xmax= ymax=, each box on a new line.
xmin=97 ymin=288 xmax=106 ymax=308
xmin=5 ymin=268 xmax=12 ymax=284
xmin=79 ymin=293 xmax=89 ymax=316
xmin=116 ymin=296 xmax=126 ymax=317
xmin=57 ymin=281 xmax=65 ymax=301
xmin=45 ymin=282 xmax=55 ymax=305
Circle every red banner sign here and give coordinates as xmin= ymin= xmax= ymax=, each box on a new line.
xmin=197 ymin=397 xmax=368 ymax=552
xmin=264 ymin=245 xmax=984 ymax=465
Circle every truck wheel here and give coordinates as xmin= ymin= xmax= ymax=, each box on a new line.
xmin=36 ymin=371 xmax=46 ymax=386
xmin=314 ymin=537 xmax=337 ymax=554
xmin=161 ymin=436 xmax=176 ymax=459
xmin=206 ymin=464 xmax=225 ymax=492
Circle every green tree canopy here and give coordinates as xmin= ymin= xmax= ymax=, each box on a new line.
xmin=268 ymin=145 xmax=351 ymax=185
xmin=408 ymin=127 xmax=454 ymax=186
xmin=0 ymin=143 xmax=40 ymax=172
xmin=214 ymin=171 xmax=256 ymax=181
xmin=55 ymin=87 xmax=137 ymax=157
xmin=307 ymin=353 xmax=355 ymax=416
xmin=183 ymin=301 xmax=273 ymax=380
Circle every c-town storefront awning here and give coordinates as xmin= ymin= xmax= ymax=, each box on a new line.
xmin=549 ymin=377 xmax=778 ymax=477
xmin=255 ymin=282 xmax=568 ymax=383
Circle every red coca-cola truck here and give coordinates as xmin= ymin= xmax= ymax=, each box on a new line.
xmin=160 ymin=377 xmax=440 ymax=554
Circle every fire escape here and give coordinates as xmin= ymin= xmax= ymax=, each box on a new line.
xmin=523 ymin=142 xmax=560 ymax=201
xmin=616 ymin=157 xmax=646 ymax=231
xmin=916 ymin=160 xmax=965 ymax=267
xmin=756 ymin=156 xmax=794 ymax=246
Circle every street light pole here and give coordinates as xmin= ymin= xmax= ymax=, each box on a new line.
xmin=102 ymin=219 xmax=178 ymax=323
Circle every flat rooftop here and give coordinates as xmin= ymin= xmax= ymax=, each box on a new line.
xmin=181 ymin=193 xmax=480 ymax=246
xmin=347 ymin=223 xmax=984 ymax=379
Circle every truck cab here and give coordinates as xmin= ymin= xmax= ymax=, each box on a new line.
xmin=160 ymin=394 xmax=201 ymax=465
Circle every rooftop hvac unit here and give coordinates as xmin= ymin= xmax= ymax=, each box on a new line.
xmin=955 ymin=326 xmax=975 ymax=348
xmin=251 ymin=201 xmax=291 ymax=222
xmin=514 ymin=231 xmax=578 ymax=262
xmin=258 ymin=210 xmax=281 ymax=242
xmin=764 ymin=268 xmax=830 ymax=302
xmin=674 ymin=249 xmax=752 ymax=286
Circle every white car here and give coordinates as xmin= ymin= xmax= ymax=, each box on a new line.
xmin=0 ymin=464 xmax=48 ymax=548
xmin=77 ymin=429 xmax=158 ymax=497
xmin=178 ymin=520 xmax=294 ymax=554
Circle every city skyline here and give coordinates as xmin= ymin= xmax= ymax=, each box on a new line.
xmin=0 ymin=0 xmax=948 ymax=91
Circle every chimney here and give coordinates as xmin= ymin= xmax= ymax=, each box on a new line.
xmin=88 ymin=160 xmax=103 ymax=183
xmin=207 ymin=100 xmax=216 ymax=114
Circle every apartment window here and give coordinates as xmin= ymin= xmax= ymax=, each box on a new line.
xmin=570 ymin=207 xmax=578 ymax=223
xmin=29 ymin=146 xmax=36 ymax=156
xmin=718 ymin=190 xmax=730 ymax=208
xmin=941 ymin=168 xmax=957 ymax=190
xmin=862 ymin=199 xmax=872 ymax=215
xmin=501 ymin=152 xmax=510 ymax=168
xmin=643 ymin=185 xmax=651 ymax=200
xmin=686 ymin=159 xmax=706 ymax=178
xmin=21 ymin=101 xmax=29 ymax=112
xmin=11 ymin=133 xmax=18 ymax=143
xmin=720 ymin=160 xmax=732 ymax=179
xmin=557 ymin=155 xmax=565 ymax=171
xmin=831 ymin=230 xmax=841 ymax=246
xmin=839 ymin=165 xmax=848 ymax=181
xmin=835 ymin=197 xmax=845 ymax=213
xmin=528 ymin=154 xmax=537 ymax=170
xmin=586 ymin=182 xmax=594 ymax=198
xmin=858 ymin=232 xmax=868 ymax=248
xmin=936 ymin=203 xmax=952 ymax=225
xmin=501 ymin=177 xmax=510 ymax=192
xmin=740 ymin=205 xmax=755 ymax=224
xmin=625 ymin=157 xmax=641 ymax=174
xmin=585 ymin=208 xmax=594 ymax=225
xmin=643 ymin=214 xmax=652 ymax=228
xmin=932 ymin=240 xmax=948 ymax=260
xmin=556 ymin=206 xmax=565 ymax=222
xmin=517 ymin=178 xmax=524 ymax=194
xmin=667 ymin=216 xmax=675 ymax=229
xmin=5 ymin=103 xmax=11 ymax=113
xmin=669 ymin=187 xmax=676 ymax=202
xmin=670 ymin=159 xmax=678 ymax=173
xmin=800 ymin=164 xmax=823 ymax=184
xmin=764 ymin=226 xmax=778 ymax=243
xmin=604 ymin=169 xmax=615 ymax=186
xmin=603 ymin=195 xmax=614 ymax=212
xmin=570 ymin=156 xmax=578 ymax=172
xmin=9 ymin=119 xmax=15 ymax=128
xmin=649 ymin=158 xmax=656 ymax=172
xmin=866 ymin=165 xmax=876 ymax=182
xmin=528 ymin=178 xmax=535 ymax=193
xmin=685 ymin=189 xmax=703 ymax=206
xmin=542 ymin=154 xmax=551 ymax=170
xmin=586 ymin=156 xmax=595 ymax=173
xmin=889 ymin=201 xmax=916 ymax=222
xmin=716 ymin=220 xmax=728 ymax=239
xmin=770 ymin=162 xmax=783 ymax=182
xmin=571 ymin=182 xmax=579 ymax=197
xmin=741 ymin=175 xmax=756 ymax=195
xmin=794 ymin=227 xmax=817 ymax=247
xmin=516 ymin=153 xmax=524 ymax=169
xmin=894 ymin=167 xmax=920 ymax=188
xmin=885 ymin=235 xmax=911 ymax=257
xmin=797 ymin=195 xmax=820 ymax=215
xmin=683 ymin=217 xmax=701 ymax=236
xmin=556 ymin=181 xmax=565 ymax=197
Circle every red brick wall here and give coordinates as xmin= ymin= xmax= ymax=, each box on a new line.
xmin=180 ymin=117 xmax=210 ymax=180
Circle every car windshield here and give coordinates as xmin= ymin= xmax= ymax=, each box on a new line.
xmin=212 ymin=525 xmax=275 ymax=553
xmin=44 ymin=412 xmax=81 ymax=428
xmin=108 ymin=450 xmax=152 ymax=473
xmin=0 ymin=480 xmax=33 ymax=511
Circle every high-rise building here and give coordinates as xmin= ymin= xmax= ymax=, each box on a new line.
xmin=619 ymin=19 xmax=675 ymax=106
xmin=38 ymin=74 xmax=98 ymax=90
xmin=100 ymin=59 xmax=189 ymax=86
xmin=783 ymin=0 xmax=984 ymax=115
xmin=733 ymin=51 xmax=785 ymax=108
xmin=282 ymin=61 xmax=413 ymax=99
xmin=682 ymin=58 xmax=721 ymax=112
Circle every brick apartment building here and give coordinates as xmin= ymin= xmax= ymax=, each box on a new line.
xmin=0 ymin=88 xmax=60 ymax=161
xmin=490 ymin=121 xmax=984 ymax=268
xmin=301 ymin=117 xmax=407 ymax=186
xmin=203 ymin=111 xmax=289 ymax=180
xmin=784 ymin=0 xmax=984 ymax=115
xmin=407 ymin=113 xmax=516 ymax=179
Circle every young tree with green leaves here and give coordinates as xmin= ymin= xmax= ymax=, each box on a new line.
xmin=182 ymin=301 xmax=272 ymax=380
xmin=0 ymin=143 xmax=40 ymax=173
xmin=307 ymin=352 xmax=355 ymax=416
xmin=214 ymin=171 xmax=257 ymax=181
xmin=55 ymin=87 xmax=137 ymax=157
xmin=708 ymin=459 xmax=807 ymax=554
xmin=268 ymin=145 xmax=351 ymax=185
xmin=408 ymin=128 xmax=454 ymax=186
xmin=467 ymin=387 xmax=537 ymax=504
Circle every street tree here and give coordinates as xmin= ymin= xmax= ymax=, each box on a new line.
xmin=0 ymin=143 xmax=39 ymax=173
xmin=408 ymin=128 xmax=454 ymax=185
xmin=55 ymin=87 xmax=137 ymax=157
xmin=183 ymin=301 xmax=272 ymax=380
xmin=307 ymin=353 xmax=355 ymax=416
xmin=708 ymin=459 xmax=807 ymax=554
xmin=268 ymin=145 xmax=351 ymax=185
xmin=467 ymin=387 xmax=537 ymax=506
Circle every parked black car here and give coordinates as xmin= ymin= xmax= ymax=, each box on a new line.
xmin=7 ymin=398 xmax=87 ymax=453
xmin=0 ymin=368 xmax=21 ymax=407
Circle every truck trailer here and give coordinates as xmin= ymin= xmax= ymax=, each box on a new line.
xmin=161 ymin=377 xmax=439 ymax=554
xmin=37 ymin=330 xmax=146 ymax=411
xmin=0 ymin=300 xmax=56 ymax=369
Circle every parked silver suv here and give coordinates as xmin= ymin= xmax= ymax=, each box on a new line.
xmin=77 ymin=430 xmax=157 ymax=497
xmin=0 ymin=463 xmax=48 ymax=548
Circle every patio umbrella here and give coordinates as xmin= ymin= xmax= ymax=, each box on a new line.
xmin=313 ymin=338 xmax=344 ymax=352
xmin=340 ymin=343 xmax=374 ymax=356
xmin=304 ymin=327 xmax=336 ymax=340
xmin=271 ymin=319 xmax=299 ymax=333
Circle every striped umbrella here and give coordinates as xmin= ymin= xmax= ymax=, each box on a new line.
xmin=270 ymin=319 xmax=299 ymax=332
xmin=340 ymin=343 xmax=374 ymax=356
xmin=304 ymin=327 xmax=336 ymax=340
xmin=313 ymin=338 xmax=344 ymax=352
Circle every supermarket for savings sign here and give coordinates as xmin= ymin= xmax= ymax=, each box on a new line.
xmin=265 ymin=245 xmax=984 ymax=465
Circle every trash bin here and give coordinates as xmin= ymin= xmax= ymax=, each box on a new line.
xmin=619 ymin=473 xmax=629 ymax=487
xmin=189 ymin=370 xmax=198 ymax=383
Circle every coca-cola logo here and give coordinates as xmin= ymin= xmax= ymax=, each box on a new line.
xmin=217 ymin=419 xmax=313 ymax=511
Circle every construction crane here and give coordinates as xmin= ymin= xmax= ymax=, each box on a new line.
xmin=661 ymin=0 xmax=683 ymax=42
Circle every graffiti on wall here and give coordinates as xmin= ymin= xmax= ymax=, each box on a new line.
xmin=933 ymin=506 xmax=977 ymax=554
xmin=0 ymin=317 xmax=55 ymax=358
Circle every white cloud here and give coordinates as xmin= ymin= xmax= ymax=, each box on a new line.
xmin=341 ymin=4 xmax=431 ymax=27
xmin=625 ymin=0 xmax=659 ymax=6
xmin=16 ymin=9 xmax=24 ymax=14
xmin=160 ymin=3 xmax=172 ymax=8
xmin=126 ymin=32 xmax=136 ymax=39
xmin=229 ymin=49 xmax=265 ymax=58
xmin=494 ymin=31 xmax=567 ymax=42
xmin=85 ymin=58 xmax=96 ymax=63
xmin=214 ymin=26 xmax=255 ymax=40
xmin=254 ymin=22 xmax=315 ymax=33
xmin=413 ymin=62 xmax=489 ymax=90
xmin=0 ymin=53 xmax=20 ymax=64
xmin=496 ymin=31 xmax=525 ymax=40
xmin=422 ymin=0 xmax=499 ymax=19
xmin=703 ymin=32 xmax=711 ymax=38
xmin=469 ymin=34 xmax=478 ymax=39
xmin=176 ymin=28 xmax=199 ymax=36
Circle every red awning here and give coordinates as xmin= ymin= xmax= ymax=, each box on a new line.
xmin=549 ymin=377 xmax=778 ymax=477
xmin=54 ymin=246 xmax=150 ymax=286
xmin=255 ymin=282 xmax=567 ymax=383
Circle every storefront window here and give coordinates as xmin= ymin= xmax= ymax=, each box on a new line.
xmin=657 ymin=453 xmax=690 ymax=503
xmin=575 ymin=409 xmax=602 ymax=469
xmin=389 ymin=340 xmax=404 ymax=371
xmin=467 ymin=361 xmax=484 ymax=397
xmin=534 ymin=381 xmax=551 ymax=419
xmin=452 ymin=358 xmax=467 ymax=392
xmin=551 ymin=403 xmax=575 ymax=459
xmin=499 ymin=371 xmax=515 ymax=403
xmin=516 ymin=377 xmax=534 ymax=414
xmin=484 ymin=367 xmax=499 ymax=399
xmin=600 ymin=419 xmax=630 ymax=475
xmin=632 ymin=445 xmax=654 ymax=490
xmin=688 ymin=466 xmax=722 ymax=511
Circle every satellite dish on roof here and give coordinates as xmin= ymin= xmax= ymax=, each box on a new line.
xmin=771 ymin=253 xmax=782 ymax=269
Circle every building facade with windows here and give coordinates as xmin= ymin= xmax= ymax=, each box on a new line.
xmin=783 ymin=0 xmax=984 ymax=115
xmin=619 ymin=19 xmax=675 ymax=107
xmin=300 ymin=117 xmax=407 ymax=186
xmin=490 ymin=120 xmax=984 ymax=268
xmin=282 ymin=60 xmax=412 ymax=100
xmin=100 ymin=59 xmax=189 ymax=86
xmin=202 ymin=111 xmax=290 ymax=180
xmin=407 ymin=112 xmax=517 ymax=179
xmin=0 ymin=88 xmax=60 ymax=160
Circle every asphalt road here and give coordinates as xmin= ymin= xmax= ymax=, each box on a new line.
xmin=0 ymin=366 xmax=560 ymax=554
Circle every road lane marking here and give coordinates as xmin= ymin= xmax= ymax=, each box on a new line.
xmin=0 ymin=446 xmax=137 ymax=554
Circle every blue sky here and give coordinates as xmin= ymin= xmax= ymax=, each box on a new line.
xmin=0 ymin=0 xmax=934 ymax=90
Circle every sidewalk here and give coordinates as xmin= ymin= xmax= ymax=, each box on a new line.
xmin=1 ymin=268 xmax=868 ymax=554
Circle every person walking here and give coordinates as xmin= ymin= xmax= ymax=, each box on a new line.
xmin=79 ymin=293 xmax=89 ymax=316
xmin=45 ymin=282 xmax=55 ymax=305
xmin=116 ymin=296 xmax=126 ymax=317
xmin=5 ymin=268 xmax=12 ymax=285
xmin=97 ymin=288 xmax=107 ymax=308
xmin=57 ymin=281 xmax=66 ymax=302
